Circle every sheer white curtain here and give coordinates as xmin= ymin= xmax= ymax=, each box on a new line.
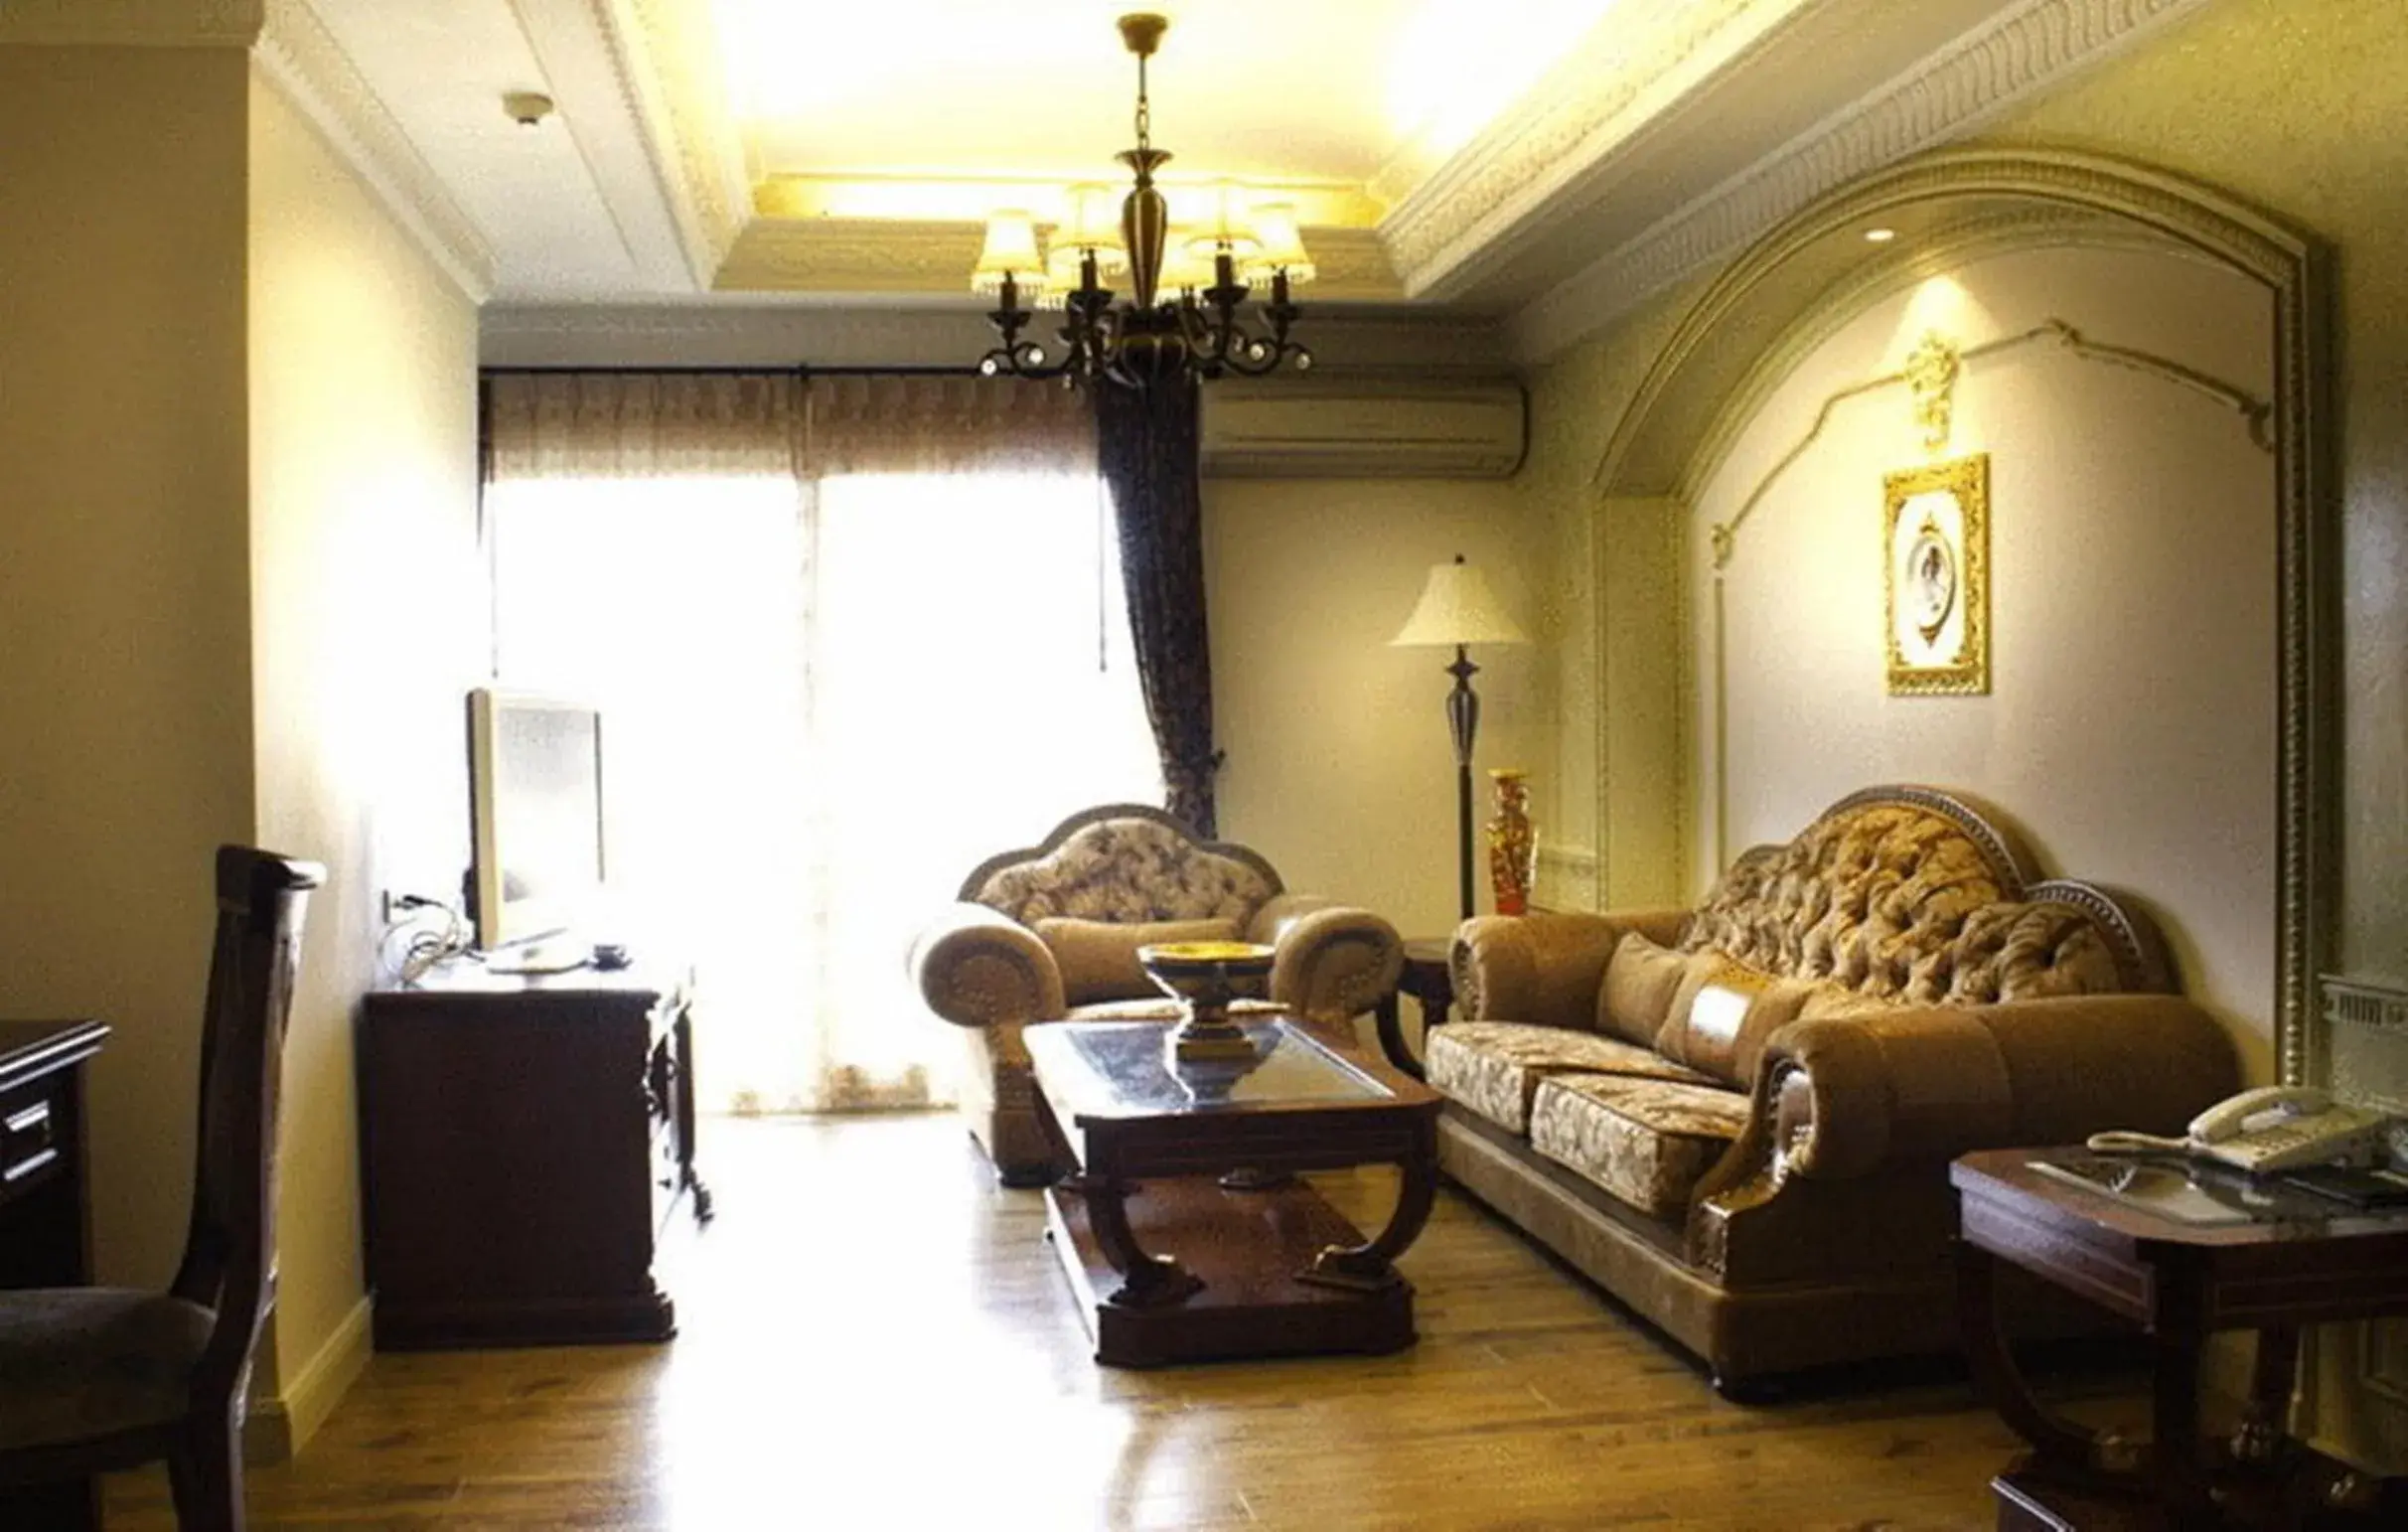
xmin=485 ymin=373 xmax=1158 ymax=1114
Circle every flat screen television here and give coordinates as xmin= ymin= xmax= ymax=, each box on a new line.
xmin=465 ymin=689 xmax=606 ymax=953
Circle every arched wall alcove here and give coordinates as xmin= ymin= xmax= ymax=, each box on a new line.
xmin=1580 ymin=146 xmax=2333 ymax=1084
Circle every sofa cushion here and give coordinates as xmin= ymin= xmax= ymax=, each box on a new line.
xmin=1658 ymin=952 xmax=1821 ymax=1087
xmin=1528 ymin=1073 xmax=1752 ymax=1220
xmin=1034 ymin=916 xmax=1241 ymax=1005
xmin=1596 ymin=932 xmax=1690 ymax=1045
xmin=1427 ymin=1020 xmax=1717 ymax=1136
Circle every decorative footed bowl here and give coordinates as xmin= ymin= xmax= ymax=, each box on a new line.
xmin=1135 ymin=940 xmax=1276 ymax=1065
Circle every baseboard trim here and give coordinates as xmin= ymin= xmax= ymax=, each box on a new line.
xmin=247 ymin=1295 xmax=375 ymax=1463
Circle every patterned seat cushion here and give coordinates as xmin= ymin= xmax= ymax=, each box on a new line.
xmin=1427 ymin=1021 xmax=1717 ymax=1136
xmin=1529 ymin=1073 xmax=1752 ymax=1220
xmin=0 ymin=1288 xmax=214 ymax=1451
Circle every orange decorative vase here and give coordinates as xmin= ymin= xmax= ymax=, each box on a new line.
xmin=1487 ymin=768 xmax=1536 ymax=916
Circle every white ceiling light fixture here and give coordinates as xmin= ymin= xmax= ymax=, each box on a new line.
xmin=976 ymin=12 xmax=1314 ymax=389
xmin=502 ymin=91 xmax=555 ymax=128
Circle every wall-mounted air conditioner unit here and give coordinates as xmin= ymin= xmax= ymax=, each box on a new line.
xmin=1199 ymin=376 xmax=1527 ymax=479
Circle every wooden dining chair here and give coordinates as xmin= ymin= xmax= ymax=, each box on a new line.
xmin=0 ymin=846 xmax=323 ymax=1530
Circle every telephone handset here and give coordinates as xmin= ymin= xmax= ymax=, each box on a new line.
xmin=2088 ymin=1086 xmax=2396 ymax=1174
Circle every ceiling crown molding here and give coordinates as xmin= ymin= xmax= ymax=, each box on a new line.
xmin=254 ymin=0 xmax=495 ymax=301
xmin=0 ymin=0 xmax=260 ymax=46
xmin=1375 ymin=0 xmax=1783 ymax=295
xmin=1510 ymin=0 xmax=2213 ymax=361
xmin=601 ymin=0 xmax=751 ymax=286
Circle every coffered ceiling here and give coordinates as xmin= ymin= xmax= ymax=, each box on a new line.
xmin=3 ymin=0 xmax=2215 ymax=358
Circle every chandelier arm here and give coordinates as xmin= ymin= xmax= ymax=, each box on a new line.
xmin=968 ymin=14 xmax=1306 ymax=389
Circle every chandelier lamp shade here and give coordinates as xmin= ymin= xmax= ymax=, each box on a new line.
xmin=1391 ymin=554 xmax=1532 ymax=922
xmin=974 ymin=13 xmax=1315 ymax=389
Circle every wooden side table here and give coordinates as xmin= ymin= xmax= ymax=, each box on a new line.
xmin=1952 ymin=1148 xmax=2408 ymax=1530
xmin=1372 ymin=937 xmax=1454 ymax=1080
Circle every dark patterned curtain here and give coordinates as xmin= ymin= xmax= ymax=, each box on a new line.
xmin=1095 ymin=376 xmax=1221 ymax=837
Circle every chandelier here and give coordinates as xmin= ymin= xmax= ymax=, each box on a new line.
xmin=972 ymin=12 xmax=1315 ymax=389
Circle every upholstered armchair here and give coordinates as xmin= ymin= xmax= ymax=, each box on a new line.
xmin=911 ymin=804 xmax=1404 ymax=1184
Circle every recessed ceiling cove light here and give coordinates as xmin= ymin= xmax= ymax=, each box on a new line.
xmin=1864 ymin=227 xmax=1899 ymax=243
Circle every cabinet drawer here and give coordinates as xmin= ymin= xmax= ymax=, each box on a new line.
xmin=1 ymin=1090 xmax=61 ymax=1195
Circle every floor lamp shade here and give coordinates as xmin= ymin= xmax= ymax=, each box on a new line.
xmin=1391 ymin=555 xmax=1529 ymax=923
xmin=1390 ymin=559 xmax=1531 ymax=649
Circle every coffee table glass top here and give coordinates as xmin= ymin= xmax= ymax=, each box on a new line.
xmin=1027 ymin=1017 xmax=1392 ymax=1122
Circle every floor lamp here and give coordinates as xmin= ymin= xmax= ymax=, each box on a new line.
xmin=1391 ymin=554 xmax=1530 ymax=922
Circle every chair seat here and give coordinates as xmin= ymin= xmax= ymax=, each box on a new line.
xmin=1426 ymin=1020 xmax=1718 ymax=1135
xmin=1529 ymin=1073 xmax=1753 ymax=1221
xmin=0 ymin=1288 xmax=214 ymax=1452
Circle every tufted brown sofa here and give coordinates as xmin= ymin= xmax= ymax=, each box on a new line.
xmin=912 ymin=804 xmax=1403 ymax=1184
xmin=1424 ymin=785 xmax=2238 ymax=1393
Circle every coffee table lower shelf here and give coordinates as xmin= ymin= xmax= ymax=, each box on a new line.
xmin=1042 ymin=1175 xmax=1417 ymax=1367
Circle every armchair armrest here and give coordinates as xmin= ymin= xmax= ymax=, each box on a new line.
xmin=1249 ymin=894 xmax=1402 ymax=1024
xmin=909 ymin=902 xmax=1067 ymax=1028
xmin=1741 ymin=994 xmax=2242 ymax=1183
xmin=1450 ymin=908 xmax=1692 ymax=1032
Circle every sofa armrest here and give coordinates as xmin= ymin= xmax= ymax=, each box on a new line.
xmin=1249 ymin=894 xmax=1403 ymax=1023
xmin=1745 ymin=995 xmax=2242 ymax=1183
xmin=1450 ymin=907 xmax=1693 ymax=1032
xmin=909 ymin=902 xmax=1067 ymax=1028
xmin=1683 ymin=994 xmax=2239 ymax=1279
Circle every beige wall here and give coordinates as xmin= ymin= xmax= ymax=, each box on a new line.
xmin=0 ymin=46 xmax=257 ymax=1291
xmin=1518 ymin=0 xmax=2408 ymax=1468
xmin=1203 ymin=476 xmax=1543 ymax=943
xmin=1691 ymin=242 xmax=2276 ymax=1076
xmin=1981 ymin=0 xmax=2408 ymax=1470
xmin=1518 ymin=275 xmax=1713 ymax=907
xmin=246 ymin=69 xmax=483 ymax=1434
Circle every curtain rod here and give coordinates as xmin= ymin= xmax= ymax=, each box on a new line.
xmin=477 ymin=364 xmax=989 ymax=378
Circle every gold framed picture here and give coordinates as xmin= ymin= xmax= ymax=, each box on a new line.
xmin=1883 ymin=452 xmax=1990 ymax=695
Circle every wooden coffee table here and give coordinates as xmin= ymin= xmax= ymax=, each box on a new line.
xmin=1023 ymin=1013 xmax=1441 ymax=1367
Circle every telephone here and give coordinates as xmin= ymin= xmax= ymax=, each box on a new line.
xmin=2087 ymin=1086 xmax=2398 ymax=1174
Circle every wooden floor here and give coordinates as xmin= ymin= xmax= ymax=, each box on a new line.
xmin=104 ymin=1114 xmax=2131 ymax=1530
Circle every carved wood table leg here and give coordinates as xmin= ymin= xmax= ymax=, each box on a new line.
xmin=1075 ymin=1175 xmax=1204 ymax=1309
xmin=2233 ymin=1323 xmax=2301 ymax=1467
xmin=1955 ymin=1238 xmax=2142 ymax=1477
xmin=1304 ymin=1125 xmax=1439 ymax=1291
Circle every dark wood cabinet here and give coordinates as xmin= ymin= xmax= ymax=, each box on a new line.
xmin=359 ymin=961 xmax=707 ymax=1350
xmin=0 ymin=1018 xmax=108 ymax=1532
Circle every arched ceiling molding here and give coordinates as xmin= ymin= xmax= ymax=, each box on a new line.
xmin=1586 ymin=145 xmax=2334 ymax=1084
xmin=1673 ymin=208 xmax=2235 ymax=510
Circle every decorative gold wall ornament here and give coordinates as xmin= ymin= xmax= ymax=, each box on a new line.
xmin=1883 ymin=453 xmax=1989 ymax=695
xmin=1903 ymin=330 xmax=1961 ymax=451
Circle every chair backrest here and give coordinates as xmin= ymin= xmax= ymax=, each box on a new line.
xmin=1678 ymin=785 xmax=2175 ymax=1003
xmin=169 ymin=846 xmax=324 ymax=1415
xmin=960 ymin=803 xmax=1282 ymax=927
